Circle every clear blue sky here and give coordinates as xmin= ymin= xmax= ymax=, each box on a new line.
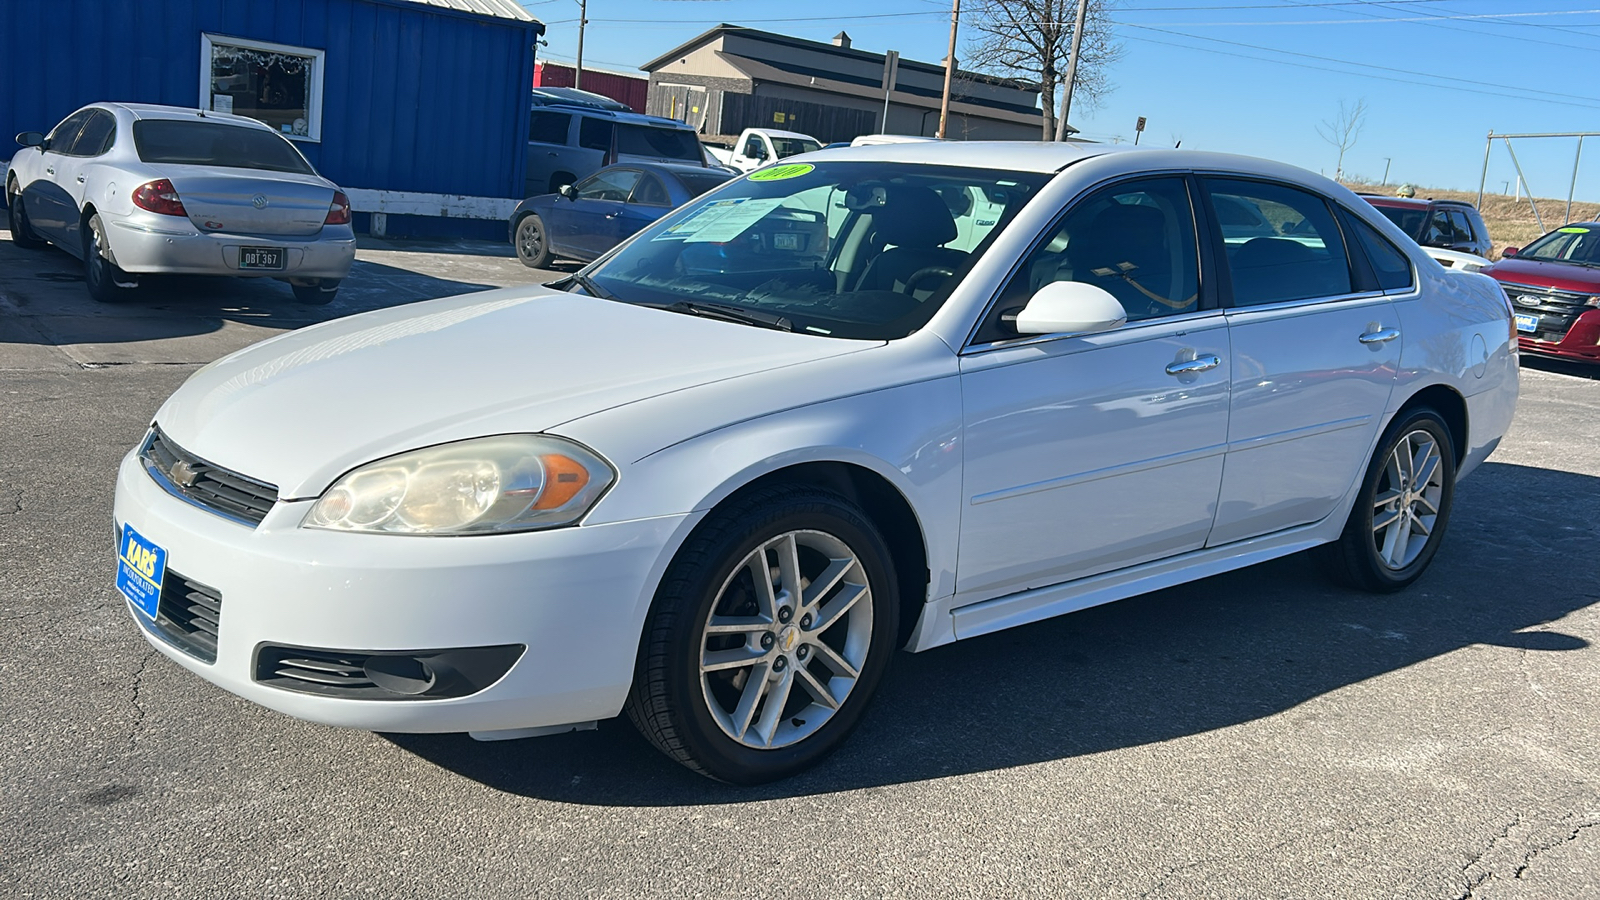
xmin=523 ymin=0 xmax=1600 ymax=202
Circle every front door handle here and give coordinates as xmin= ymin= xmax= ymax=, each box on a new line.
xmin=605 ymin=210 xmax=621 ymax=219
xmin=76 ymin=175 xmax=85 ymax=184
xmin=1359 ymin=328 xmax=1401 ymax=344
xmin=45 ymin=166 xmax=55 ymax=176
xmin=1165 ymin=354 xmax=1221 ymax=376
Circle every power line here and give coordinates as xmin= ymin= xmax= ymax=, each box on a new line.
xmin=1274 ymin=0 xmax=1600 ymax=53
xmin=1117 ymin=26 xmax=1600 ymax=112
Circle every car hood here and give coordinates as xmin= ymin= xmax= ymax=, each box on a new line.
xmin=1486 ymin=257 xmax=1600 ymax=293
xmin=154 ymin=286 xmax=874 ymax=498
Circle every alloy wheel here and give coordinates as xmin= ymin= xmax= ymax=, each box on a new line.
xmin=1370 ymin=428 xmax=1445 ymax=570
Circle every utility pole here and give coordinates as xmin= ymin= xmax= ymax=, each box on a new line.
xmin=1382 ymin=157 xmax=1392 ymax=185
xmin=937 ymin=0 xmax=959 ymax=140
xmin=1055 ymin=0 xmax=1090 ymax=141
xmin=574 ymin=0 xmax=588 ymax=91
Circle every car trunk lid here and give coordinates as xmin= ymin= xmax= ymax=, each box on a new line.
xmin=163 ymin=167 xmax=334 ymax=237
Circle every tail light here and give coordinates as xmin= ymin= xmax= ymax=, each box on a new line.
xmin=131 ymin=179 xmax=187 ymax=217
xmin=325 ymin=190 xmax=351 ymax=226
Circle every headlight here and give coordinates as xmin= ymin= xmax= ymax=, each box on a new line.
xmin=303 ymin=435 xmax=614 ymax=535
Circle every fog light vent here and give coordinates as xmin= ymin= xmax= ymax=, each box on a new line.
xmin=254 ymin=644 xmax=523 ymax=701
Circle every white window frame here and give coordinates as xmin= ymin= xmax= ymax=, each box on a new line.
xmin=200 ymin=33 xmax=326 ymax=143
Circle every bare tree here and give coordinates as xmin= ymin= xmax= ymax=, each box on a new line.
xmin=1317 ymin=99 xmax=1368 ymax=181
xmin=964 ymin=0 xmax=1121 ymax=141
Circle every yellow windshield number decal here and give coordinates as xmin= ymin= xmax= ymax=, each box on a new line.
xmin=1558 ymin=226 xmax=1590 ymax=234
xmin=748 ymin=164 xmax=814 ymax=182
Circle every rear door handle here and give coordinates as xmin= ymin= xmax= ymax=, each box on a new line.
xmin=1165 ymin=354 xmax=1221 ymax=376
xmin=1359 ymin=328 xmax=1401 ymax=344
xmin=76 ymin=175 xmax=85 ymax=184
xmin=45 ymin=166 xmax=55 ymax=176
xmin=605 ymin=210 xmax=622 ymax=219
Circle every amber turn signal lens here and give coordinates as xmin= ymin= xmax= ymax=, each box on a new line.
xmin=532 ymin=454 xmax=591 ymax=510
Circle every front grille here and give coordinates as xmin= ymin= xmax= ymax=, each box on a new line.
xmin=152 ymin=570 xmax=222 ymax=663
xmin=1501 ymin=282 xmax=1593 ymax=344
xmin=141 ymin=428 xmax=278 ymax=526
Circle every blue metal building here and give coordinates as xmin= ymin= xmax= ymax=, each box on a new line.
xmin=2 ymin=0 xmax=542 ymax=239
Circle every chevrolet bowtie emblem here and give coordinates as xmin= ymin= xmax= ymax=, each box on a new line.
xmin=168 ymin=460 xmax=201 ymax=488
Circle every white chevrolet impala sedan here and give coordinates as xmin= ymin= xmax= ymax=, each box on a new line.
xmin=114 ymin=143 xmax=1518 ymax=783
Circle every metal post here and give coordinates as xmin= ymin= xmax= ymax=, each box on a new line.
xmin=1567 ymin=136 xmax=1583 ymax=225
xmin=1382 ymin=157 xmax=1392 ymax=185
xmin=574 ymin=0 xmax=587 ymax=91
xmin=1477 ymin=131 xmax=1493 ymax=210
xmin=1056 ymin=0 xmax=1090 ymax=142
xmin=937 ymin=0 xmax=959 ymax=140
xmin=1501 ymin=137 xmax=1545 ymax=233
xmin=880 ymin=51 xmax=900 ymax=134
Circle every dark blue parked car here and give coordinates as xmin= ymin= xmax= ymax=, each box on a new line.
xmin=510 ymin=162 xmax=733 ymax=268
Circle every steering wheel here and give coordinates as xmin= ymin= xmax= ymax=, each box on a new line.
xmin=903 ymin=266 xmax=955 ymax=295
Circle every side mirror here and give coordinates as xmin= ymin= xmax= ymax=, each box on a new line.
xmin=558 ymin=184 xmax=577 ymax=201
xmin=1014 ymin=281 xmax=1128 ymax=336
xmin=16 ymin=131 xmax=43 ymax=149
xmin=1501 ymin=246 xmax=1518 ymax=259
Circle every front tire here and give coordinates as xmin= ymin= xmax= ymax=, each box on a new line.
xmin=84 ymin=213 xmax=137 ymax=303
xmin=626 ymin=485 xmax=899 ymax=784
xmin=7 ymin=184 xmax=48 ymax=249
xmin=514 ymin=214 xmax=551 ymax=268
xmin=1322 ymin=408 xmax=1456 ymax=593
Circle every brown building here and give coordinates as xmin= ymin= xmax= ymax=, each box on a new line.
xmin=640 ymin=25 xmax=1053 ymax=144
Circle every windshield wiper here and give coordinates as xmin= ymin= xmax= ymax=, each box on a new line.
xmin=664 ymin=301 xmax=793 ymax=332
xmin=560 ymin=272 xmax=615 ymax=300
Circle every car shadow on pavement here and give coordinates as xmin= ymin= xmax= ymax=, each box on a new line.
xmin=1521 ymin=356 xmax=1600 ymax=381
xmin=0 ymin=241 xmax=502 ymax=352
xmin=387 ymin=461 xmax=1599 ymax=804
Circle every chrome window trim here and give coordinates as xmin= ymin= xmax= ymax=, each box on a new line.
xmin=962 ymin=307 xmax=1226 ymax=356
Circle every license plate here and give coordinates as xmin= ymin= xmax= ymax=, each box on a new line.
xmin=1514 ymin=314 xmax=1538 ymax=333
xmin=238 ymin=247 xmax=284 ymax=270
xmin=116 ymin=523 xmax=167 ymax=620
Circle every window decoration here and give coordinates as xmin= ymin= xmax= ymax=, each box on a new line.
xmin=201 ymin=34 xmax=326 ymax=142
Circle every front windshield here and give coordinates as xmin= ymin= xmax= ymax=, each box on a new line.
xmin=772 ymin=137 xmax=822 ymax=158
xmin=1518 ymin=225 xmax=1600 ymax=265
xmin=582 ymin=161 xmax=1052 ymax=339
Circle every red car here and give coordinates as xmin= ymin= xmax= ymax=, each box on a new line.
xmin=1483 ymin=223 xmax=1600 ymax=363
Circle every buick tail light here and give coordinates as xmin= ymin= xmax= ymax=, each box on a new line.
xmin=325 ymin=190 xmax=351 ymax=226
xmin=131 ymin=179 xmax=187 ymax=217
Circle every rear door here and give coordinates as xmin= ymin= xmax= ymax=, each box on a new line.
xmin=1202 ymin=176 xmax=1401 ymax=545
xmin=524 ymin=110 xmax=575 ymax=196
xmin=22 ymin=109 xmax=92 ymax=242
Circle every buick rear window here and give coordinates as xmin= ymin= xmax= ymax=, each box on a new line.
xmin=132 ymin=120 xmax=315 ymax=174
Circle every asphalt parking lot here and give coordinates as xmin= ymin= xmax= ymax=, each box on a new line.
xmin=2 ymin=231 xmax=1597 ymax=900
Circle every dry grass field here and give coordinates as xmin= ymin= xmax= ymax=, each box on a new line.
xmin=1344 ymin=182 xmax=1600 ymax=256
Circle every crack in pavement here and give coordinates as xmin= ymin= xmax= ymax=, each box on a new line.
xmin=0 ymin=488 xmax=21 ymax=516
xmin=1511 ymin=818 xmax=1599 ymax=882
xmin=1138 ymin=816 xmax=1399 ymax=898
xmin=124 ymin=646 xmax=158 ymax=757
xmin=1458 ymin=815 xmax=1522 ymax=900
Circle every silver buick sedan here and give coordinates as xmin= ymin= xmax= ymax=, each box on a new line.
xmin=7 ymin=103 xmax=355 ymax=304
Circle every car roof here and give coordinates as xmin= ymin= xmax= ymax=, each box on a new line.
xmin=758 ymin=129 xmax=817 ymax=140
xmin=529 ymin=103 xmax=692 ymax=130
xmin=1358 ymin=194 xmax=1430 ymax=209
xmin=95 ymin=102 xmax=276 ymax=131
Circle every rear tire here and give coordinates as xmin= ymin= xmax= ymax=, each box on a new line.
xmin=626 ymin=484 xmax=899 ymax=784
xmin=7 ymin=183 xmax=48 ymax=249
xmin=84 ymin=213 xmax=137 ymax=303
xmin=1321 ymin=408 xmax=1456 ymax=593
xmin=291 ymin=279 xmax=339 ymax=305
xmin=514 ymin=214 xmax=552 ymax=269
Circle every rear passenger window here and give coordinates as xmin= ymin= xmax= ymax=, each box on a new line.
xmin=1343 ymin=210 xmax=1415 ymax=292
xmin=1447 ymin=210 xmax=1475 ymax=244
xmin=1205 ymin=178 xmax=1352 ymax=306
xmin=579 ymin=118 xmax=613 ymax=151
xmin=528 ymin=111 xmax=570 ymax=145
xmin=631 ymin=175 xmax=669 ymax=206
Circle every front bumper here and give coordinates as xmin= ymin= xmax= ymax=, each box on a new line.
xmin=107 ymin=217 xmax=356 ymax=280
xmin=113 ymin=448 xmax=691 ymax=734
xmin=1518 ymin=309 xmax=1600 ymax=362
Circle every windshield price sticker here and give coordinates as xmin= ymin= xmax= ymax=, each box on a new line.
xmin=654 ymin=197 xmax=786 ymax=244
xmin=748 ymin=164 xmax=814 ymax=182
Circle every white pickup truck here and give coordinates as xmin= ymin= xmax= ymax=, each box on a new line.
xmin=704 ymin=128 xmax=821 ymax=173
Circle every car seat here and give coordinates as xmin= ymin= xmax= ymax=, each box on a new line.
xmin=854 ymin=186 xmax=968 ymax=298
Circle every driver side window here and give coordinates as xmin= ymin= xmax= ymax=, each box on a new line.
xmin=988 ymin=176 xmax=1201 ymax=336
xmin=576 ymin=169 xmax=641 ymax=202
